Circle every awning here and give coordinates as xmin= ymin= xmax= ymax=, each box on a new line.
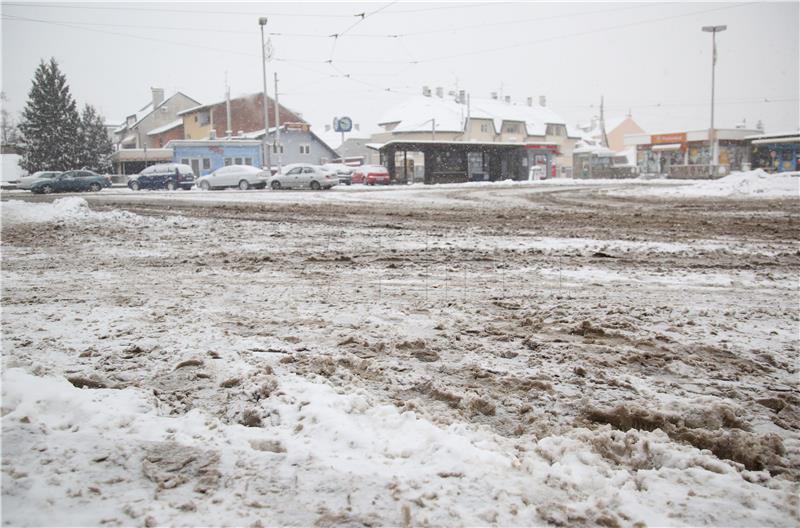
xmin=652 ymin=143 xmax=682 ymax=151
xmin=752 ymin=137 xmax=800 ymax=145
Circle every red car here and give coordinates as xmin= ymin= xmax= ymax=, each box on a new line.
xmin=352 ymin=165 xmax=390 ymax=185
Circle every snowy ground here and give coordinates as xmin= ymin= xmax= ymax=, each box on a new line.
xmin=1 ymin=177 xmax=799 ymax=526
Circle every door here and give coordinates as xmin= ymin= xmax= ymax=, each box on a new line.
xmin=301 ymin=167 xmax=315 ymax=187
xmin=284 ymin=166 xmax=303 ymax=187
xmin=190 ymin=159 xmax=201 ymax=178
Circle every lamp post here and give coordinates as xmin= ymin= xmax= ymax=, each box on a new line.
xmin=259 ymin=17 xmax=271 ymax=172
xmin=702 ymin=25 xmax=726 ymax=174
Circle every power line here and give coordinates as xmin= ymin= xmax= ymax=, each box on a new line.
xmin=0 ymin=2 xmax=355 ymax=18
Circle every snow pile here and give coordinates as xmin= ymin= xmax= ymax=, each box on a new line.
xmin=2 ymin=367 xmax=795 ymax=526
xmin=670 ymin=169 xmax=799 ymax=197
xmin=1 ymin=197 xmax=139 ymax=225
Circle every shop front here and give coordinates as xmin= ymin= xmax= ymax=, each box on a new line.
xmin=748 ymin=133 xmax=799 ymax=173
xmin=375 ymin=140 xmax=555 ymax=184
xmin=628 ymin=129 xmax=756 ymax=179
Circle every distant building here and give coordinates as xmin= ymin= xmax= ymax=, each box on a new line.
xmin=368 ymin=89 xmax=580 ymax=183
xmin=335 ymin=137 xmax=380 ymax=165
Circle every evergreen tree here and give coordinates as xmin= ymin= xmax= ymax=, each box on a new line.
xmin=77 ymin=104 xmax=112 ymax=172
xmin=18 ymin=58 xmax=81 ymax=172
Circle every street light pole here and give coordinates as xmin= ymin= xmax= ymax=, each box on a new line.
xmin=702 ymin=25 xmax=726 ymax=175
xmin=259 ymin=17 xmax=271 ymax=172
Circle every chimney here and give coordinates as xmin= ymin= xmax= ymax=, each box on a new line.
xmin=435 ymin=86 xmax=443 ymax=98
xmin=459 ymin=90 xmax=466 ymax=104
xmin=325 ymin=124 xmax=331 ymax=132
xmin=504 ymin=95 xmax=511 ymax=104
xmin=491 ymin=92 xmax=498 ymax=100
xmin=539 ymin=95 xmax=546 ymax=107
xmin=526 ymin=96 xmax=533 ymax=107
xmin=151 ymin=87 xmax=164 ymax=108
xmin=422 ymin=86 xmax=431 ymax=97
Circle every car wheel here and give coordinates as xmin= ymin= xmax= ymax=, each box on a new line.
xmin=89 ymin=183 xmax=102 ymax=192
xmin=271 ymin=180 xmax=281 ymax=190
xmin=41 ymin=184 xmax=53 ymax=194
xmin=200 ymin=181 xmax=210 ymax=191
xmin=130 ymin=180 xmax=140 ymax=191
xmin=166 ymin=181 xmax=177 ymax=191
xmin=310 ymin=180 xmax=321 ymax=190
xmin=238 ymin=180 xmax=250 ymax=190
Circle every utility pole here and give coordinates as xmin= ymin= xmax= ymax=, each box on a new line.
xmin=225 ymin=71 xmax=232 ymax=138
xmin=702 ymin=25 xmax=727 ymax=175
xmin=259 ymin=17 xmax=271 ymax=171
xmin=599 ymin=95 xmax=609 ymax=148
xmin=273 ymin=72 xmax=282 ymax=172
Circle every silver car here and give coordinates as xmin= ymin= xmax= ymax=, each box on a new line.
xmin=269 ymin=164 xmax=339 ymax=190
xmin=196 ymin=165 xmax=269 ymax=190
xmin=17 ymin=171 xmax=61 ymax=190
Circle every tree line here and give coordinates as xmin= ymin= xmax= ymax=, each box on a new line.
xmin=7 ymin=58 xmax=113 ymax=173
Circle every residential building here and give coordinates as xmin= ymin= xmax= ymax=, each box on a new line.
xmin=368 ymin=89 xmax=580 ymax=183
xmin=177 ymin=91 xmax=305 ymax=141
xmin=577 ymin=115 xmax=646 ymax=153
xmin=625 ymin=128 xmax=760 ymax=178
xmin=110 ymin=88 xmax=200 ymax=174
xmin=113 ymin=88 xmax=200 ymax=149
xmin=241 ymin=122 xmax=339 ymax=168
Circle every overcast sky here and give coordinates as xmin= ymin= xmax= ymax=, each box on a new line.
xmin=2 ymin=1 xmax=798 ymax=141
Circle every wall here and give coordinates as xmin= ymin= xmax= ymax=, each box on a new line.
xmin=172 ymin=144 xmax=262 ymax=175
xmin=182 ymin=112 xmax=211 ymax=141
xmin=151 ymin=125 xmax=184 ymax=148
xmin=263 ymin=129 xmax=338 ymax=166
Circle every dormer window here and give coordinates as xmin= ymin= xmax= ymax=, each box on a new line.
xmin=505 ymin=123 xmax=519 ymax=133
xmin=546 ymin=124 xmax=566 ymax=137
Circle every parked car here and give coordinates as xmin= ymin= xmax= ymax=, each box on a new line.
xmin=29 ymin=170 xmax=111 ymax=194
xmin=352 ymin=165 xmax=390 ymax=185
xmin=196 ymin=165 xmax=269 ymax=190
xmin=17 ymin=171 xmax=61 ymax=190
xmin=128 ymin=163 xmax=195 ymax=191
xmin=269 ymin=164 xmax=339 ymax=190
xmin=322 ymin=163 xmax=353 ymax=185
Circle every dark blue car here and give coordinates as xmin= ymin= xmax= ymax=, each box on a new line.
xmin=128 ymin=163 xmax=195 ymax=191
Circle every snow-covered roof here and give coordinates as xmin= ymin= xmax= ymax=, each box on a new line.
xmin=574 ymin=144 xmax=616 ymax=156
xmin=146 ymin=119 xmax=183 ymax=136
xmin=744 ymin=130 xmax=800 ymax=140
xmin=377 ymin=95 xmax=575 ymax=137
xmin=165 ymin=139 xmax=263 ymax=148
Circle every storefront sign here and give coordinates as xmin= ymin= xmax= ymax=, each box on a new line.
xmin=525 ymin=144 xmax=560 ymax=154
xmin=651 ymin=133 xmax=687 ymax=145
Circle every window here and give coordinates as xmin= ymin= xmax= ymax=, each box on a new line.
xmin=235 ymin=157 xmax=243 ymax=165
xmin=287 ymin=167 xmax=303 ymax=175
xmin=546 ymin=124 xmax=566 ymax=137
xmin=224 ymin=158 xmax=232 ymax=166
xmin=480 ymin=123 xmax=490 ymax=133
xmin=198 ymin=111 xmax=210 ymax=126
xmin=272 ymin=144 xmax=284 ymax=154
xmin=202 ymin=158 xmax=211 ymax=170
xmin=299 ymin=144 xmax=310 ymax=155
xmin=181 ymin=158 xmax=189 ymax=166
xmin=505 ymin=123 xmax=519 ymax=133
xmin=245 ymin=157 xmax=253 ymax=166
